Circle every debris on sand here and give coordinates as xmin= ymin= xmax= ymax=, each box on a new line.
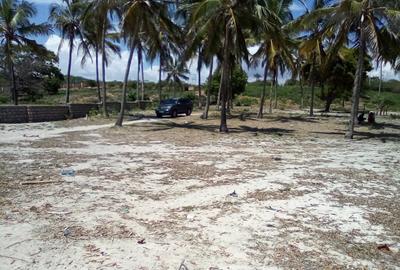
xmin=228 ymin=190 xmax=238 ymax=197
xmin=60 ymin=169 xmax=75 ymax=177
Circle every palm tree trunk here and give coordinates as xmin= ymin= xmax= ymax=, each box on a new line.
xmin=345 ymin=22 xmax=366 ymax=139
xmin=101 ymin=21 xmax=108 ymax=117
xmin=158 ymin=56 xmax=163 ymax=102
xmin=136 ymin=51 xmax=140 ymax=101
xmin=309 ymin=53 xmax=316 ymax=116
xmin=115 ymin=47 xmax=135 ymax=127
xmin=300 ymin=75 xmax=304 ymax=109
xmin=9 ymin=59 xmax=17 ymax=105
xmin=203 ymin=59 xmax=214 ymax=119
xmin=274 ymin=69 xmax=278 ymax=109
xmin=66 ymin=36 xmax=74 ymax=104
xmin=95 ymin=46 xmax=101 ymax=103
xmin=378 ymin=60 xmax=382 ymax=96
xmin=269 ymin=71 xmax=275 ymax=114
xmin=219 ymin=25 xmax=230 ymax=132
xmin=216 ymin=77 xmax=222 ymax=110
xmin=257 ymin=63 xmax=268 ymax=118
xmin=141 ymin=50 xmax=145 ymax=101
xmin=198 ymin=48 xmax=202 ymax=109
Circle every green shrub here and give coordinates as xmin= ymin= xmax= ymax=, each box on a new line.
xmin=180 ymin=92 xmax=196 ymax=101
xmin=0 ymin=95 xmax=8 ymax=104
xmin=235 ymin=95 xmax=259 ymax=106
xmin=128 ymin=91 xmax=137 ymax=101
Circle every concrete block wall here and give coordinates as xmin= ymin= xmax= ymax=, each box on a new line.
xmin=27 ymin=105 xmax=69 ymax=122
xmin=0 ymin=101 xmax=152 ymax=123
xmin=69 ymin=104 xmax=99 ymax=118
xmin=0 ymin=106 xmax=28 ymax=123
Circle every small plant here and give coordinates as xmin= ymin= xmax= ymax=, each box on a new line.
xmin=128 ymin=91 xmax=137 ymax=101
xmin=235 ymin=95 xmax=259 ymax=106
xmin=87 ymin=108 xmax=100 ymax=118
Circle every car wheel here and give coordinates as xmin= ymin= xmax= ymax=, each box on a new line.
xmin=156 ymin=113 xmax=162 ymax=118
xmin=171 ymin=110 xmax=178 ymax=118
xmin=186 ymin=108 xmax=192 ymax=116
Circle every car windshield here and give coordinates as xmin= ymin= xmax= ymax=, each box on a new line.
xmin=160 ymin=99 xmax=177 ymax=105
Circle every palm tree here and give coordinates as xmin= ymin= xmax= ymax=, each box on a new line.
xmin=91 ymin=0 xmax=120 ymax=117
xmin=80 ymin=13 xmax=120 ymax=103
xmin=187 ymin=0 xmax=258 ymax=132
xmin=116 ymin=0 xmax=178 ymax=126
xmin=303 ymin=0 xmax=400 ymax=138
xmin=49 ymin=0 xmax=87 ymax=104
xmin=252 ymin=0 xmax=295 ymax=118
xmin=0 ymin=0 xmax=50 ymax=105
xmin=164 ymin=59 xmax=189 ymax=97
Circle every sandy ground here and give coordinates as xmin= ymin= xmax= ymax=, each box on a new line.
xmin=0 ymin=111 xmax=399 ymax=269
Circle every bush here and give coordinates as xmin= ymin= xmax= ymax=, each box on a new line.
xmin=43 ymin=77 xmax=62 ymax=95
xmin=235 ymin=95 xmax=259 ymax=106
xmin=128 ymin=91 xmax=137 ymax=101
xmin=180 ymin=91 xmax=196 ymax=101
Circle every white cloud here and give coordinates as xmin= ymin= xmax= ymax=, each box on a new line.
xmin=45 ymin=35 xmax=162 ymax=82
xmin=368 ymin=62 xmax=398 ymax=81
xmin=45 ymin=35 xmax=399 ymax=85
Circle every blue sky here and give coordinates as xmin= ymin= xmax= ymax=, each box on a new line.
xmin=29 ymin=0 xmax=397 ymax=83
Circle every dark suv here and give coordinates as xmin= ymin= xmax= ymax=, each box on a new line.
xmin=155 ymin=98 xmax=193 ymax=118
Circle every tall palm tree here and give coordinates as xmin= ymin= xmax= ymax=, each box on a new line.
xmin=252 ymin=0 xmax=295 ymax=117
xmin=0 ymin=0 xmax=50 ymax=105
xmin=91 ymin=0 xmax=120 ymax=117
xmin=164 ymin=59 xmax=189 ymax=97
xmin=49 ymin=0 xmax=87 ymax=104
xmin=303 ymin=0 xmax=400 ymax=138
xmin=116 ymin=0 xmax=178 ymax=126
xmin=187 ymin=0 xmax=258 ymax=132
xmin=80 ymin=12 xmax=120 ymax=103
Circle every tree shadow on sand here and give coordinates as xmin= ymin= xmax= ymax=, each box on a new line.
xmin=144 ymin=121 xmax=294 ymax=135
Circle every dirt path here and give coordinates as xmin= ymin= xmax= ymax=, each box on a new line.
xmin=0 ymin=113 xmax=399 ymax=269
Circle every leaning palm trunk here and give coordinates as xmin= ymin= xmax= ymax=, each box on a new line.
xmin=203 ymin=60 xmax=214 ymax=119
xmin=219 ymin=26 xmax=230 ymax=132
xmin=345 ymin=23 xmax=366 ymax=139
xmin=66 ymin=36 xmax=74 ymax=104
xmin=95 ymin=46 xmax=101 ymax=103
xmin=115 ymin=47 xmax=135 ymax=127
xmin=258 ymin=64 xmax=268 ymax=118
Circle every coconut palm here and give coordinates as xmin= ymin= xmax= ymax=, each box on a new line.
xmin=80 ymin=13 xmax=120 ymax=103
xmin=90 ymin=0 xmax=120 ymax=117
xmin=116 ymin=0 xmax=178 ymax=126
xmin=49 ymin=0 xmax=88 ymax=104
xmin=252 ymin=0 xmax=295 ymax=118
xmin=0 ymin=0 xmax=51 ymax=105
xmin=187 ymin=0 xmax=259 ymax=132
xmin=164 ymin=59 xmax=189 ymax=97
xmin=306 ymin=0 xmax=400 ymax=138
